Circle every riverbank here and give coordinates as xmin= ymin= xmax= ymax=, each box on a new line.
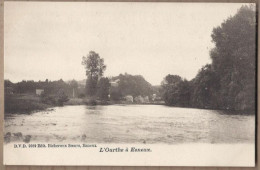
xmin=4 ymin=94 xmax=165 ymax=114
xmin=65 ymin=98 xmax=254 ymax=115
xmin=164 ymin=103 xmax=256 ymax=115
xmin=4 ymin=94 xmax=53 ymax=115
xmin=65 ymin=98 xmax=165 ymax=106
xmin=5 ymin=93 xmax=254 ymax=115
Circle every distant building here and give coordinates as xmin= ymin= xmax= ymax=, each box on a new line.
xmin=111 ymin=82 xmax=119 ymax=87
xmin=36 ymin=89 xmax=44 ymax=96
xmin=110 ymin=79 xmax=120 ymax=87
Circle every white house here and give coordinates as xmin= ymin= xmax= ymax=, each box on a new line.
xmin=110 ymin=79 xmax=120 ymax=87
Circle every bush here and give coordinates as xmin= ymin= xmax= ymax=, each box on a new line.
xmin=5 ymin=95 xmax=49 ymax=114
xmin=40 ymin=93 xmax=56 ymax=105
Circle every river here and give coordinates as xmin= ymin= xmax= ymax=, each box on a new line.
xmin=4 ymin=105 xmax=255 ymax=144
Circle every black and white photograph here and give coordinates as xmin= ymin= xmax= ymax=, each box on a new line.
xmin=3 ymin=1 xmax=256 ymax=166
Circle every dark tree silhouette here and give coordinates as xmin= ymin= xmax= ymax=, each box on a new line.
xmin=82 ymin=51 xmax=106 ymax=96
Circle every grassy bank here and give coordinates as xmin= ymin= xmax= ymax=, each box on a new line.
xmin=5 ymin=94 xmax=53 ymax=114
xmin=5 ymin=94 xmax=165 ymax=114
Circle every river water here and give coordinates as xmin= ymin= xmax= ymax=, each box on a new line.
xmin=4 ymin=105 xmax=255 ymax=144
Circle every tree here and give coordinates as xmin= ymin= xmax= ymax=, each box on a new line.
xmin=110 ymin=87 xmax=122 ymax=101
xmin=190 ymin=65 xmax=220 ymax=109
xmin=111 ymin=73 xmax=153 ymax=98
xmin=161 ymin=5 xmax=256 ymax=111
xmin=160 ymin=74 xmax=192 ymax=106
xmin=82 ymin=51 xmax=106 ymax=96
xmin=162 ymin=74 xmax=182 ymax=86
xmin=210 ymin=5 xmax=256 ymax=110
xmin=177 ymin=80 xmax=191 ymax=107
xmin=161 ymin=75 xmax=183 ymax=105
xmin=69 ymin=80 xmax=78 ymax=98
xmin=97 ymin=77 xmax=110 ymax=101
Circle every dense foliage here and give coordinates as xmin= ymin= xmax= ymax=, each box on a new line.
xmin=161 ymin=6 xmax=256 ymax=111
xmin=4 ymin=79 xmax=72 ymax=110
xmin=4 ymin=79 xmax=73 ymax=97
xmin=97 ymin=77 xmax=110 ymax=101
xmin=110 ymin=73 xmax=154 ymax=100
xmin=161 ymin=75 xmax=190 ymax=107
xmin=82 ymin=51 xmax=106 ymax=96
xmin=81 ymin=51 xmax=111 ymax=102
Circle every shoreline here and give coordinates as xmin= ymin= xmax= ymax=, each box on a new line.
xmin=4 ymin=96 xmax=255 ymax=115
xmin=5 ymin=103 xmax=255 ymax=116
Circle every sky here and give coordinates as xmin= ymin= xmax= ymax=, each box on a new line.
xmin=4 ymin=2 xmax=250 ymax=85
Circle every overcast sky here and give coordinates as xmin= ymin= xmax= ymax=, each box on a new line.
xmin=4 ymin=2 xmax=249 ymax=85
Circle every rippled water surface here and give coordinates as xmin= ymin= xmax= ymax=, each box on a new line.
xmin=4 ymin=105 xmax=255 ymax=144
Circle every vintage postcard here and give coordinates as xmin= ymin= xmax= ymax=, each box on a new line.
xmin=3 ymin=1 xmax=256 ymax=166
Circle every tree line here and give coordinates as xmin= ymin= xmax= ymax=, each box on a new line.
xmin=161 ymin=5 xmax=256 ymax=111
xmin=4 ymin=79 xmax=82 ymax=106
xmin=5 ymin=79 xmax=80 ymax=97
